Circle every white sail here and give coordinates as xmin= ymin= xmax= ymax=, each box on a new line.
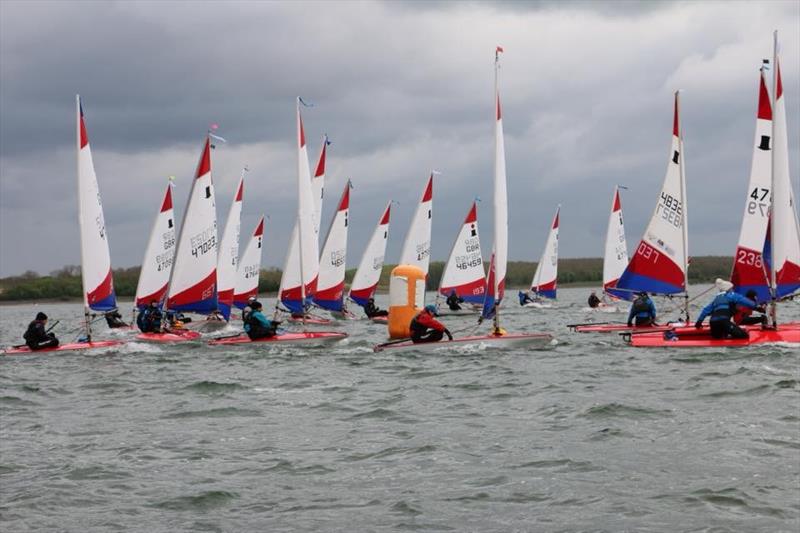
xmin=530 ymin=206 xmax=560 ymax=299
xmin=731 ymin=68 xmax=773 ymax=301
xmin=166 ymin=136 xmax=218 ymax=314
xmin=76 ymin=96 xmax=116 ymax=312
xmin=612 ymin=92 xmax=688 ymax=297
xmin=603 ymin=187 xmax=628 ymax=292
xmin=494 ymin=70 xmax=508 ymax=301
xmin=278 ymin=99 xmax=320 ymax=313
xmin=311 ymin=138 xmax=328 ymax=241
xmin=217 ymin=173 xmax=244 ymax=319
xmin=314 ymin=181 xmax=351 ymax=311
xmin=439 ymin=201 xmax=485 ymax=304
xmin=770 ymin=46 xmax=800 ymax=298
xmin=233 ymin=216 xmax=265 ymax=308
xmin=134 ymin=182 xmax=176 ymax=309
xmin=398 ymin=174 xmax=433 ymax=274
xmin=349 ymin=202 xmax=391 ymax=306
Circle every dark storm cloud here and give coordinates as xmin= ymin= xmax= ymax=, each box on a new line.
xmin=1 ymin=0 xmax=798 ymax=277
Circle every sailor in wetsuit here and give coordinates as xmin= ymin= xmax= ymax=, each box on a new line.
xmin=446 ymin=290 xmax=464 ymax=311
xmin=695 ymin=279 xmax=758 ymax=339
xmin=24 ymin=312 xmax=59 ymax=350
xmin=627 ymin=292 xmax=657 ymax=327
xmin=734 ymin=289 xmax=767 ymax=326
xmin=363 ymin=298 xmax=388 ymax=318
xmin=587 ymin=292 xmax=601 ymax=308
xmin=409 ymin=305 xmax=453 ymax=344
xmin=104 ymin=308 xmax=128 ymax=328
xmin=243 ymin=302 xmax=278 ymax=340
xmin=136 ymin=301 xmax=163 ymax=333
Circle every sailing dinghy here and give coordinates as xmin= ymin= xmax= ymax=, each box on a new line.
xmin=375 ymin=48 xmax=553 ymax=352
xmin=134 ymin=182 xmax=176 ymax=313
xmin=630 ymin=35 xmax=800 ymax=347
xmin=136 ymin=135 xmax=218 ymax=342
xmin=349 ymin=202 xmax=392 ymax=320
xmin=524 ymin=206 xmax=560 ymax=308
xmin=399 ymin=174 xmax=434 ymax=276
xmin=216 ymin=171 xmax=245 ymax=321
xmin=437 ymin=200 xmax=485 ymax=315
xmin=574 ymin=92 xmax=690 ymax=334
xmin=232 ymin=216 xmax=265 ymax=311
xmin=312 ymin=181 xmax=352 ymax=316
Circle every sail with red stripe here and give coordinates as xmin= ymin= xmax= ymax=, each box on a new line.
xmin=312 ymin=137 xmax=328 ymax=242
xmin=769 ymin=49 xmax=800 ymax=299
xmin=398 ymin=174 xmax=434 ymax=275
xmin=731 ymin=67 xmax=774 ymax=302
xmin=314 ymin=181 xmax=351 ymax=311
xmin=134 ymin=182 xmax=176 ymax=309
xmin=166 ymin=136 xmax=218 ymax=314
xmin=530 ymin=206 xmax=560 ymax=299
xmin=76 ymin=96 xmax=117 ymax=312
xmin=278 ymin=99 xmax=320 ymax=314
xmin=349 ymin=202 xmax=391 ymax=306
xmin=609 ymin=92 xmax=689 ymax=299
xmin=233 ymin=216 xmax=265 ymax=309
xmin=603 ymin=187 xmax=629 ymax=295
xmin=439 ymin=201 xmax=485 ymax=304
xmin=216 ymin=172 xmax=244 ymax=320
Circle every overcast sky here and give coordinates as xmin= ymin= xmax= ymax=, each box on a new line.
xmin=1 ymin=0 xmax=798 ymax=277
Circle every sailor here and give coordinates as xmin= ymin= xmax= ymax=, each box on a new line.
xmin=363 ymin=297 xmax=388 ymax=318
xmin=243 ymin=301 xmax=278 ymax=340
xmin=104 ymin=308 xmax=128 ymax=328
xmin=206 ymin=309 xmax=225 ymax=321
xmin=695 ymin=279 xmax=757 ymax=339
xmin=166 ymin=310 xmax=191 ymax=329
xmin=518 ymin=291 xmax=534 ymax=306
xmin=446 ymin=290 xmax=464 ymax=311
xmin=734 ymin=290 xmax=767 ymax=326
xmin=136 ymin=301 xmax=163 ymax=333
xmin=23 ymin=312 xmax=59 ymax=350
xmin=587 ymin=292 xmax=601 ymax=308
xmin=409 ymin=304 xmax=453 ymax=344
xmin=242 ymin=296 xmax=258 ymax=322
xmin=627 ymin=291 xmax=657 ymax=327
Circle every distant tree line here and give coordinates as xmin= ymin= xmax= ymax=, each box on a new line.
xmin=0 ymin=256 xmax=734 ymax=302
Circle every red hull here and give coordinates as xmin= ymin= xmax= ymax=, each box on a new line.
xmin=2 ymin=340 xmax=124 ymax=355
xmin=370 ymin=316 xmax=388 ymax=324
xmin=373 ymin=333 xmax=553 ymax=353
xmin=570 ymin=323 xmax=674 ymax=333
xmin=135 ymin=330 xmax=202 ymax=343
xmin=208 ymin=332 xmax=348 ymax=345
xmin=629 ymin=323 xmax=800 ymax=347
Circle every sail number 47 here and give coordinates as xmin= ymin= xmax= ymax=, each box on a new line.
xmin=747 ymin=187 xmax=769 ymax=217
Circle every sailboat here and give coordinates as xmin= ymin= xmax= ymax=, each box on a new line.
xmin=312 ymin=180 xmax=351 ymax=314
xmin=6 ymin=97 xmax=126 ymax=354
xmin=582 ymin=187 xmax=629 ymax=313
xmin=133 ymin=181 xmax=176 ymax=312
xmin=233 ymin=216 xmax=265 ymax=311
xmin=524 ymin=206 xmax=560 ymax=308
xmin=374 ymin=47 xmax=553 ymax=352
xmin=212 ymin=98 xmax=347 ymax=346
xmin=399 ymin=174 xmax=434 ymax=276
xmin=437 ymin=200 xmax=485 ymax=314
xmin=137 ymin=136 xmax=217 ymax=342
xmin=573 ymin=92 xmax=690 ymax=334
xmin=630 ymin=34 xmax=800 ymax=347
xmin=348 ymin=202 xmax=392 ymax=317
xmin=216 ymin=171 xmax=245 ymax=321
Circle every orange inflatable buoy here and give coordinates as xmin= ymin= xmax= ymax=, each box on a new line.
xmin=387 ymin=264 xmax=426 ymax=339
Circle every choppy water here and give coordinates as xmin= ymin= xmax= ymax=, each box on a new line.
xmin=1 ymin=286 xmax=798 ymax=532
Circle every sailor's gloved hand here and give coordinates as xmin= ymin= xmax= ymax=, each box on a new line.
xmin=695 ymin=321 xmax=703 ymax=329
xmin=444 ymin=328 xmax=453 ymax=341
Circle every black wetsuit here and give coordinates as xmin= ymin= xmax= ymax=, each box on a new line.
xmin=136 ymin=308 xmax=163 ymax=333
xmin=364 ymin=301 xmax=388 ymax=318
xmin=105 ymin=310 xmax=128 ymax=328
xmin=24 ymin=320 xmax=59 ymax=350
xmin=446 ymin=293 xmax=463 ymax=311
xmin=587 ymin=294 xmax=601 ymax=308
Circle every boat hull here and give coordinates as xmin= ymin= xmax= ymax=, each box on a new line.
xmin=2 ymin=340 xmax=124 ymax=355
xmin=135 ymin=330 xmax=202 ymax=343
xmin=208 ymin=331 xmax=348 ymax=346
xmin=570 ymin=323 xmax=676 ymax=334
xmin=628 ymin=323 xmax=800 ymax=347
xmin=373 ymin=333 xmax=554 ymax=353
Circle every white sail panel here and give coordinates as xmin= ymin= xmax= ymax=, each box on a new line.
xmin=217 ymin=174 xmax=244 ymax=319
xmin=233 ymin=217 xmax=265 ymax=309
xmin=77 ymin=96 xmax=117 ymax=311
xmin=398 ymin=174 xmax=433 ymax=274
xmin=494 ymin=88 xmax=508 ymax=300
xmin=439 ymin=201 xmax=485 ymax=304
xmin=314 ymin=181 xmax=351 ymax=311
xmin=531 ymin=206 xmax=559 ymax=299
xmin=603 ymin=187 xmax=628 ymax=291
xmin=166 ymin=137 xmax=218 ymax=313
xmin=311 ymin=138 xmax=327 ymax=240
xmin=349 ymin=202 xmax=391 ymax=306
xmin=134 ymin=183 xmax=176 ymax=309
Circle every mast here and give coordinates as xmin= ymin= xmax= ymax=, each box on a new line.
xmin=769 ymin=30 xmax=778 ymax=326
xmin=676 ymin=90 xmax=690 ymax=321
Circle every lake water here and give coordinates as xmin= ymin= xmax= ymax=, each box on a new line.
xmin=1 ymin=285 xmax=798 ymax=532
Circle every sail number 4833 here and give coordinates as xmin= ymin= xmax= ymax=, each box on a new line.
xmin=655 ymin=192 xmax=683 ymax=228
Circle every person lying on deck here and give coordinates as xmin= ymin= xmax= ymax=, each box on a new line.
xmin=627 ymin=292 xmax=657 ymax=327
xmin=695 ymin=279 xmax=757 ymax=340
xmin=243 ymin=302 xmax=278 ymax=340
xmin=410 ymin=305 xmax=453 ymax=344
xmin=24 ymin=312 xmax=59 ymax=350
xmin=446 ymin=290 xmax=464 ymax=311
